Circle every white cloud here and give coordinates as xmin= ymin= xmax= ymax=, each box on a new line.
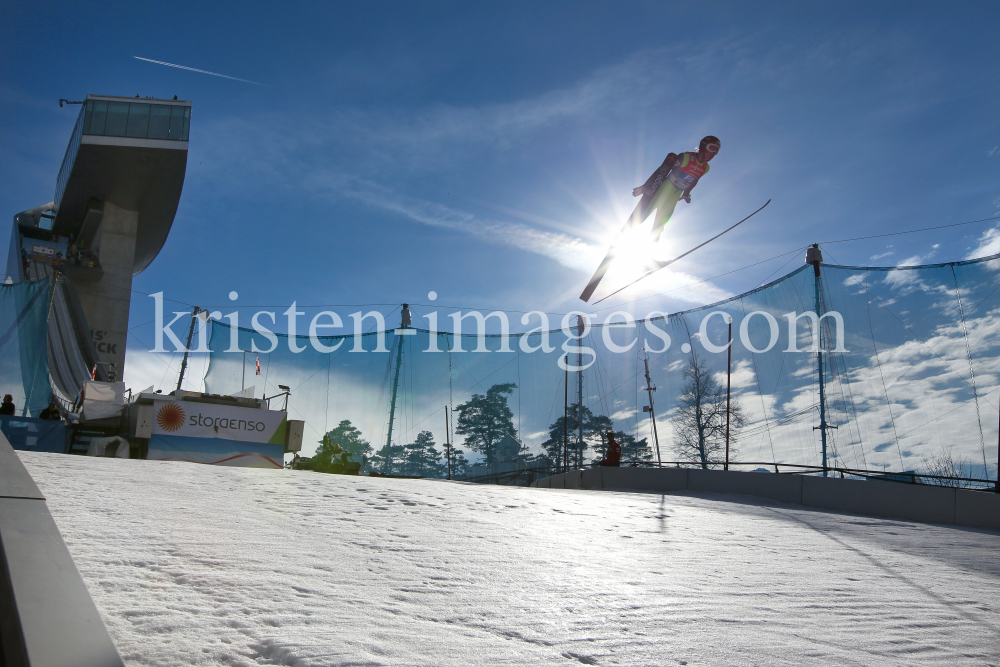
xmin=965 ymin=226 xmax=1000 ymax=260
xmin=340 ymin=180 xmax=601 ymax=272
xmin=882 ymin=251 xmax=946 ymax=292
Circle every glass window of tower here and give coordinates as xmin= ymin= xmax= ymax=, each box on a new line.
xmin=82 ymin=99 xmax=189 ymax=141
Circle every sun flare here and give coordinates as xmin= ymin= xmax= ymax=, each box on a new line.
xmin=601 ymin=224 xmax=679 ymax=287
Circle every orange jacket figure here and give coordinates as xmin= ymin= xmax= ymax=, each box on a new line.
xmin=600 ymin=431 xmax=622 ymax=467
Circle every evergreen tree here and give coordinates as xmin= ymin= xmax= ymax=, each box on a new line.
xmin=371 ymin=443 xmax=407 ymax=475
xmin=673 ymin=351 xmax=745 ymax=469
xmin=323 ymin=420 xmax=372 ymax=459
xmin=454 ymin=382 xmax=517 ymax=465
xmin=401 ymin=430 xmax=446 ymax=477
xmin=302 ymin=420 xmax=371 ymax=473
xmin=450 ymin=448 xmax=472 ymax=479
xmin=586 ymin=413 xmax=614 ymax=463
xmin=539 ymin=403 xmax=613 ymax=467
xmin=617 ymin=431 xmax=652 ymax=463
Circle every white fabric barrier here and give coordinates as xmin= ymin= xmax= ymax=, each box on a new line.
xmin=81 ymin=381 xmax=126 ymax=421
xmin=86 ymin=436 xmax=130 ymax=458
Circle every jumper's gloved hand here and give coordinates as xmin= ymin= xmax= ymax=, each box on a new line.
xmin=632 ymin=187 xmax=644 ymax=197
xmin=681 ymin=192 xmax=692 ymax=203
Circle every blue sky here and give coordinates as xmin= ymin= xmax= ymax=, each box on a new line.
xmin=3 ymin=1 xmax=1000 ymax=390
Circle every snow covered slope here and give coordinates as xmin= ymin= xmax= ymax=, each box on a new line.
xmin=19 ymin=452 xmax=1000 ymax=666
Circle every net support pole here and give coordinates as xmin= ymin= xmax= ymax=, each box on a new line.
xmin=725 ymin=318 xmax=732 ymax=471
xmin=810 ymin=245 xmax=830 ymax=477
xmin=445 ymin=406 xmax=451 ymax=481
xmin=385 ymin=334 xmax=404 ymax=451
xmin=642 ymin=350 xmax=662 ymax=465
xmin=563 ymin=355 xmax=569 ymax=474
xmin=577 ymin=315 xmax=584 ymax=467
xmin=176 ymin=306 xmax=200 ymax=392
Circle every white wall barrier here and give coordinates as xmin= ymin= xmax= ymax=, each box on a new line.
xmin=531 ymin=466 xmax=1000 ymax=531
xmin=0 ymin=433 xmax=125 ymax=667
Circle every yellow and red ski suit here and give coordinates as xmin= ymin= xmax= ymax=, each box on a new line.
xmin=636 ymin=151 xmax=710 ymax=242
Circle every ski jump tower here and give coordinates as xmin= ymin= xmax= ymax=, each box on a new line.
xmin=7 ymin=94 xmax=190 ymax=387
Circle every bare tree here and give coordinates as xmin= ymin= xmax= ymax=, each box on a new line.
xmin=921 ymin=448 xmax=975 ymax=488
xmin=672 ymin=351 xmax=745 ymax=469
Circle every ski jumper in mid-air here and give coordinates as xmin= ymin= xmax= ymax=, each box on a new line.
xmin=578 ymin=135 xmax=721 ymax=302
xmin=632 ymin=135 xmax=720 ymax=242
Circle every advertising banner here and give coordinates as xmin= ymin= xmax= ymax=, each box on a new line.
xmin=151 ymin=398 xmax=287 ymax=444
xmin=0 ymin=416 xmax=69 ymax=454
xmin=147 ymin=434 xmax=284 ymax=468
xmin=31 ymin=244 xmax=55 ymax=257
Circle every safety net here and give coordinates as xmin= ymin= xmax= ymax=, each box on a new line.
xmin=0 ymin=278 xmax=52 ymax=417
xmin=201 ymin=254 xmax=1000 ymax=482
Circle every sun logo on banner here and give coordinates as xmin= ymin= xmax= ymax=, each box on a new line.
xmin=156 ymin=403 xmax=186 ymax=432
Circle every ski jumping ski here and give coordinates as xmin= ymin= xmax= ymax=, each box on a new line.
xmin=591 ymin=199 xmax=771 ymax=305
xmin=578 ymin=199 xmax=646 ymax=302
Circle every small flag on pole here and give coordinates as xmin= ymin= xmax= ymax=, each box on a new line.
xmin=255 ymin=357 xmax=261 ymax=375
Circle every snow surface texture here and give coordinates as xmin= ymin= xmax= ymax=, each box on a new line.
xmin=19 ymin=452 xmax=1000 ymax=667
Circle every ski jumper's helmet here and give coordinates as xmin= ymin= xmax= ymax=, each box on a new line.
xmin=700 ymin=136 xmax=721 ymax=154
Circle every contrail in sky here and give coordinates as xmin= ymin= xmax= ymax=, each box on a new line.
xmin=134 ymin=56 xmax=266 ymax=86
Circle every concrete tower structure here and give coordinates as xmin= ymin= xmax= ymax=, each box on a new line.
xmin=8 ymin=94 xmax=190 ymax=389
